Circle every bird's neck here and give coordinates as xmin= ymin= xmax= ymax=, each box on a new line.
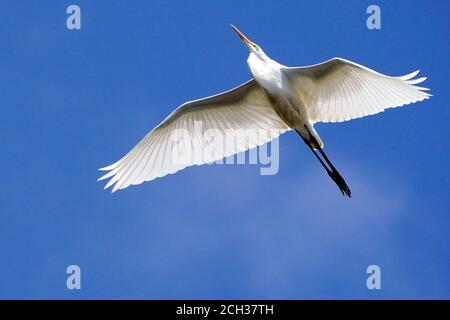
xmin=247 ymin=53 xmax=284 ymax=95
xmin=247 ymin=52 xmax=282 ymax=74
xmin=249 ymin=50 xmax=271 ymax=63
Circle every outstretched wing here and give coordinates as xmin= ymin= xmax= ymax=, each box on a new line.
xmin=99 ymin=79 xmax=290 ymax=192
xmin=284 ymin=57 xmax=431 ymax=123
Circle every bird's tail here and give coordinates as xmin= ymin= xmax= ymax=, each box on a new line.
xmin=295 ymin=130 xmax=351 ymax=197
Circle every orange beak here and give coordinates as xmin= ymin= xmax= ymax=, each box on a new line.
xmin=230 ymin=24 xmax=254 ymax=46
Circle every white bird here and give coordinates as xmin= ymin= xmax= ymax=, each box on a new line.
xmin=99 ymin=25 xmax=431 ymax=195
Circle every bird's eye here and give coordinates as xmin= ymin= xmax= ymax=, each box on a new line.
xmin=253 ymin=44 xmax=259 ymax=50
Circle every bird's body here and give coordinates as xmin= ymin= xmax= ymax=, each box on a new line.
xmin=99 ymin=25 xmax=431 ymax=195
xmin=247 ymin=51 xmax=322 ymax=148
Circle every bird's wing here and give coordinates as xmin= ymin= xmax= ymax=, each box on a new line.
xmin=284 ymin=57 xmax=431 ymax=123
xmin=99 ymin=79 xmax=290 ymax=192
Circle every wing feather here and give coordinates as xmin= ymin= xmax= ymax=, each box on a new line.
xmin=285 ymin=58 xmax=431 ymax=123
xmin=99 ymin=80 xmax=290 ymax=192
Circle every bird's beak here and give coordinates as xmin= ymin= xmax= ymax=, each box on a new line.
xmin=230 ymin=24 xmax=255 ymax=47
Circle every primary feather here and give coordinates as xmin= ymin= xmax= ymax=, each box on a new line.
xmin=99 ymin=80 xmax=290 ymax=192
xmin=285 ymin=58 xmax=431 ymax=123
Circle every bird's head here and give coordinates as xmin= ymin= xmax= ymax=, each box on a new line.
xmin=230 ymin=24 xmax=268 ymax=60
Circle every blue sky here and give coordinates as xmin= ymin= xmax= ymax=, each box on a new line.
xmin=0 ymin=0 xmax=449 ymax=299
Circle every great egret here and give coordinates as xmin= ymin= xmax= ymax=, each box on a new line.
xmin=99 ymin=25 xmax=430 ymax=196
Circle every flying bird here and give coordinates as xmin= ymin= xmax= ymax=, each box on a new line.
xmin=99 ymin=25 xmax=430 ymax=195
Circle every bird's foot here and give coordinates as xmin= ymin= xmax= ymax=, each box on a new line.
xmin=328 ymin=169 xmax=352 ymax=198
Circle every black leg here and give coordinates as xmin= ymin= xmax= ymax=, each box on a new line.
xmin=295 ymin=130 xmax=352 ymax=198
xmin=299 ymin=134 xmax=332 ymax=174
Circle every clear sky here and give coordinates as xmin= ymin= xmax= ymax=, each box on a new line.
xmin=0 ymin=0 xmax=449 ymax=299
